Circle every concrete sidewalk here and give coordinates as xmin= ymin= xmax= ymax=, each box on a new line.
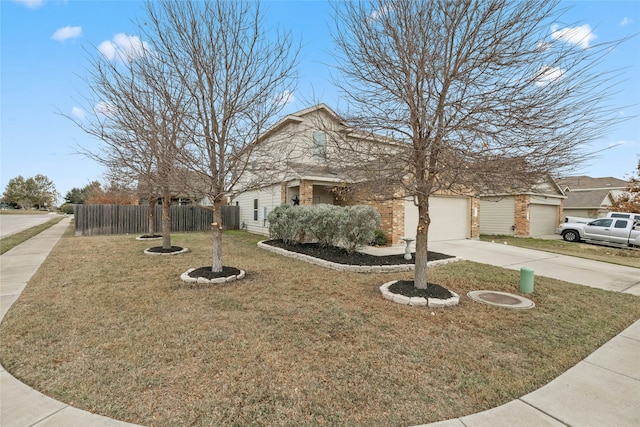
xmin=1 ymin=225 xmax=638 ymax=426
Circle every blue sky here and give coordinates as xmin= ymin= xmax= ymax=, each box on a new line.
xmin=1 ymin=0 xmax=639 ymax=202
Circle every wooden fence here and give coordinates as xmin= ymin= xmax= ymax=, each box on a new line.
xmin=74 ymin=204 xmax=239 ymax=236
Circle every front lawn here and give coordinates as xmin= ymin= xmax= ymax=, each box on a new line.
xmin=1 ymin=227 xmax=639 ymax=426
xmin=480 ymin=235 xmax=640 ymax=268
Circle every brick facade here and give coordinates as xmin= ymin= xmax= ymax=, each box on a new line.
xmin=299 ymin=180 xmax=314 ymax=206
xmin=514 ymin=195 xmax=530 ymax=236
xmin=470 ymin=197 xmax=481 ymax=239
xmin=355 ymin=198 xmax=405 ymax=244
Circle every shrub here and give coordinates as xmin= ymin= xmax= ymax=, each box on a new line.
xmin=268 ymin=204 xmax=381 ymax=252
xmin=306 ymin=204 xmax=341 ymax=247
xmin=267 ymin=204 xmax=308 ymax=245
xmin=371 ymin=229 xmax=387 ymax=246
xmin=59 ymin=203 xmax=75 ymax=215
xmin=338 ymin=205 xmax=381 ymax=253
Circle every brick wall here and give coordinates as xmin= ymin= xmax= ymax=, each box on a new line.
xmin=514 ymin=195 xmax=530 ymax=236
xmin=299 ymin=180 xmax=314 ymax=206
xmin=470 ymin=197 xmax=481 ymax=239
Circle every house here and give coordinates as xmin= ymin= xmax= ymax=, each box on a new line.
xmin=557 ymin=176 xmax=628 ymax=218
xmin=480 ymin=176 xmax=566 ymax=237
xmin=231 ymin=104 xmax=480 ymax=244
xmin=136 ymin=168 xmax=211 ymax=207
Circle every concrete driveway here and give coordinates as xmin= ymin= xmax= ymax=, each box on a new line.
xmin=0 ymin=213 xmax=56 ymax=239
xmin=428 ymin=239 xmax=640 ymax=296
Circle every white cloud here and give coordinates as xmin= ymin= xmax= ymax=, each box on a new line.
xmin=51 ymin=25 xmax=82 ymax=42
xmin=620 ymin=17 xmax=633 ymax=27
xmin=98 ymin=33 xmax=149 ymax=62
xmin=94 ymin=101 xmax=117 ymax=116
xmin=535 ymin=66 xmax=564 ymax=86
xmin=536 ymin=40 xmax=552 ymax=52
xmin=12 ymin=0 xmax=45 ymax=8
xmin=551 ymin=24 xmax=596 ymax=49
xmin=71 ymin=106 xmax=85 ymax=120
xmin=274 ymin=90 xmax=295 ymax=107
xmin=369 ymin=4 xmax=393 ymax=21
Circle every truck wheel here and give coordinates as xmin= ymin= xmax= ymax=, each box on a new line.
xmin=562 ymin=230 xmax=580 ymax=242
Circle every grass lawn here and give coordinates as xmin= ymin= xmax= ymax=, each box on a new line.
xmin=1 ymin=227 xmax=639 ymax=426
xmin=480 ymin=235 xmax=640 ymax=268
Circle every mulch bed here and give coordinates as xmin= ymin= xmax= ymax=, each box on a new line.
xmin=188 ymin=266 xmax=242 ymax=280
xmin=263 ymin=240 xmax=453 ymax=266
xmin=389 ymin=280 xmax=453 ymax=299
xmin=145 ymin=246 xmax=185 ymax=254
xmin=138 ymin=234 xmax=163 ymax=239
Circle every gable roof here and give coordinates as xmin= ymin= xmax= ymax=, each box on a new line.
xmin=563 ymin=188 xmax=615 ymax=208
xmin=258 ymin=104 xmax=346 ymax=142
xmin=557 ymin=175 xmax=628 ymax=191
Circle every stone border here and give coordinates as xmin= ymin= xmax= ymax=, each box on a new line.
xmin=380 ymin=280 xmax=460 ymax=307
xmin=144 ymin=247 xmax=190 ymax=256
xmin=257 ymin=241 xmax=462 ymax=273
xmin=136 ymin=235 xmax=162 ymax=241
xmin=467 ymin=290 xmax=535 ymax=309
xmin=180 ymin=268 xmax=246 ymax=284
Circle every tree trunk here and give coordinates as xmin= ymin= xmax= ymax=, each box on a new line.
xmin=147 ymin=197 xmax=157 ymax=236
xmin=211 ymin=202 xmax=223 ymax=272
xmin=414 ymin=196 xmax=431 ymax=290
xmin=161 ymin=194 xmax=171 ymax=250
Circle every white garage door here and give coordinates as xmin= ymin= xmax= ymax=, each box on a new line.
xmin=404 ymin=196 xmax=470 ymax=242
xmin=480 ymin=197 xmax=515 ymax=235
xmin=530 ymin=204 xmax=559 ymax=236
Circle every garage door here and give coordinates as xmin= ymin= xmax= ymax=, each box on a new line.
xmin=480 ymin=197 xmax=515 ymax=235
xmin=404 ymin=196 xmax=470 ymax=241
xmin=530 ymin=204 xmax=559 ymax=236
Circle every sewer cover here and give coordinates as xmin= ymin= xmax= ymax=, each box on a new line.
xmin=467 ymin=290 xmax=535 ymax=309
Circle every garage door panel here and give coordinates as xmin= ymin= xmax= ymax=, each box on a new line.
xmin=530 ymin=204 xmax=559 ymax=236
xmin=480 ymin=197 xmax=515 ymax=235
xmin=406 ymin=197 xmax=470 ymax=241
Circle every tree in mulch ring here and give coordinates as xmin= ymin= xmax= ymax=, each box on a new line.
xmin=390 ymin=281 xmax=453 ymax=299
xmin=380 ymin=280 xmax=459 ymax=308
xmin=144 ymin=246 xmax=190 ymax=256
xmin=181 ymin=266 xmax=246 ymax=285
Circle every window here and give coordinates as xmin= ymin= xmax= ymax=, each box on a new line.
xmin=313 ymin=131 xmax=327 ymax=160
xmin=614 ymin=219 xmax=628 ymax=229
xmin=590 ymin=218 xmax=613 ymax=227
xmin=253 ymin=199 xmax=258 ymax=221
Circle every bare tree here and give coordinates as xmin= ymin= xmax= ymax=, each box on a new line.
xmin=332 ymin=0 xmax=630 ymax=289
xmin=142 ymin=0 xmax=299 ymax=272
xmin=72 ymin=34 xmax=191 ymax=250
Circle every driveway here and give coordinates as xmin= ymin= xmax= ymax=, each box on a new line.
xmin=0 ymin=214 xmax=56 ymax=239
xmin=429 ymin=239 xmax=640 ymax=296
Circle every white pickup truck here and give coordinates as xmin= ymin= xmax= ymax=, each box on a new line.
xmin=556 ymin=217 xmax=640 ymax=247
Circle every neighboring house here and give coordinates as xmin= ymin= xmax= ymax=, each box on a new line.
xmin=557 ymin=176 xmax=628 ymax=218
xmin=480 ymin=176 xmax=566 ymax=237
xmin=137 ymin=168 xmax=211 ymax=207
xmin=231 ymin=104 xmax=480 ymax=244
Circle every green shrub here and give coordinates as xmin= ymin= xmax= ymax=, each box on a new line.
xmin=267 ymin=204 xmax=308 ymax=244
xmin=59 ymin=203 xmax=75 ymax=215
xmin=371 ymin=230 xmax=387 ymax=246
xmin=268 ymin=204 xmax=381 ymax=252
xmin=306 ymin=204 xmax=341 ymax=247
xmin=338 ymin=205 xmax=381 ymax=253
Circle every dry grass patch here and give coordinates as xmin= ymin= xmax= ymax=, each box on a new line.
xmin=1 ymin=228 xmax=639 ymax=426
xmin=480 ymin=235 xmax=640 ymax=268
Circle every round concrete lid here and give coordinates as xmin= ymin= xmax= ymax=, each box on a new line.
xmin=467 ymin=290 xmax=535 ymax=309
